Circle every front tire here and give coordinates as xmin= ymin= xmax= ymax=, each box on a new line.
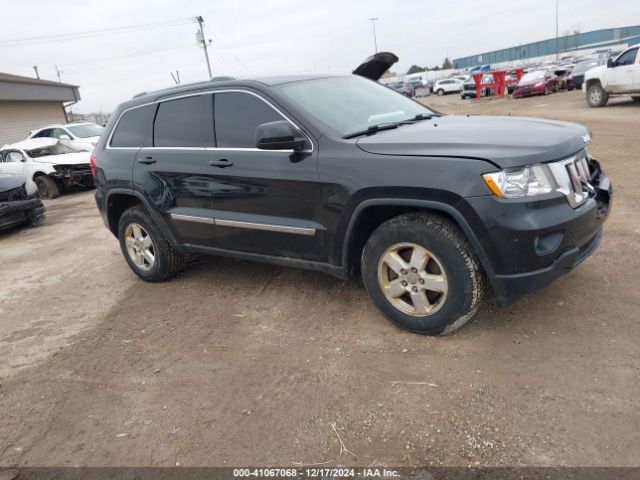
xmin=587 ymin=83 xmax=608 ymax=107
xmin=35 ymin=176 xmax=59 ymax=199
xmin=118 ymin=206 xmax=183 ymax=282
xmin=361 ymin=213 xmax=485 ymax=335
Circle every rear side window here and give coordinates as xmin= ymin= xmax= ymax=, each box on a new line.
xmin=214 ymin=92 xmax=284 ymax=148
xmin=110 ymin=105 xmax=154 ymax=148
xmin=154 ymin=96 xmax=205 ymax=147
xmin=33 ymin=129 xmax=52 ymax=138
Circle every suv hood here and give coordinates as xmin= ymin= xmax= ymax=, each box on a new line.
xmin=0 ymin=173 xmax=26 ymax=192
xmin=30 ymin=152 xmax=91 ymax=165
xmin=353 ymin=52 xmax=399 ymax=81
xmin=356 ymin=115 xmax=589 ymax=168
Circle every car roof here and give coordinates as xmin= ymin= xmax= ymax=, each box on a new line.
xmin=120 ymin=74 xmax=346 ymax=110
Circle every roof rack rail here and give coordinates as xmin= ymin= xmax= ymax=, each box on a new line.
xmin=132 ymin=91 xmax=148 ymax=98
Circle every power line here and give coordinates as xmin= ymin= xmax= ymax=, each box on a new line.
xmin=203 ymin=25 xmax=251 ymax=75
xmin=0 ymin=18 xmax=194 ymax=47
xmin=61 ymin=44 xmax=194 ymax=69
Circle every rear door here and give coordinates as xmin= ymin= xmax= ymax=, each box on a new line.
xmin=133 ymin=90 xmax=325 ymax=262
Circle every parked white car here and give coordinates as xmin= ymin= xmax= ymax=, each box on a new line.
xmin=28 ymin=122 xmax=104 ymax=151
xmin=432 ymin=78 xmax=464 ymax=96
xmin=583 ymin=45 xmax=640 ymax=107
xmin=0 ymin=138 xmax=93 ymax=199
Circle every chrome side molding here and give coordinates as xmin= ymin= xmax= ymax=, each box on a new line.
xmin=170 ymin=213 xmax=315 ymax=236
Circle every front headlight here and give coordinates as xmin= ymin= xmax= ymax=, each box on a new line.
xmin=482 ymin=164 xmax=556 ymax=198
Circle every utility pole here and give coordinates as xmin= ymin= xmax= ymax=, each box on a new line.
xmin=196 ymin=16 xmax=212 ymax=79
xmin=555 ymin=0 xmax=559 ymax=60
xmin=369 ymin=17 xmax=378 ymax=53
xmin=55 ymin=65 xmax=63 ymax=83
xmin=33 ymin=66 xmax=40 ymax=79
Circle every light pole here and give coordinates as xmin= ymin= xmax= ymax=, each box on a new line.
xmin=555 ymin=0 xmax=559 ymax=60
xmin=369 ymin=17 xmax=378 ymax=53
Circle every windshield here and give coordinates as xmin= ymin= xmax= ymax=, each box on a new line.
xmin=520 ymin=71 xmax=546 ymax=83
xmin=275 ymin=76 xmax=433 ymax=137
xmin=67 ymin=124 xmax=104 ymax=138
xmin=27 ymin=142 xmax=79 ymax=157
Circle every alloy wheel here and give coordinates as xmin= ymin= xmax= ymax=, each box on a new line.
xmin=124 ymin=223 xmax=155 ymax=271
xmin=377 ymin=242 xmax=448 ymax=316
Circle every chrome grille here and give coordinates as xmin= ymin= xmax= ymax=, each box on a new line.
xmin=548 ymin=150 xmax=594 ymax=208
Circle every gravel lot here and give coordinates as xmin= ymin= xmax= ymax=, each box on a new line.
xmin=0 ymin=90 xmax=638 ymax=468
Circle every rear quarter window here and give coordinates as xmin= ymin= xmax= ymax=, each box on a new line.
xmin=110 ymin=105 xmax=155 ymax=148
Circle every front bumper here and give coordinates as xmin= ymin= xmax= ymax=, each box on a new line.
xmin=464 ymin=160 xmax=612 ymax=305
xmin=0 ymin=197 xmax=46 ymax=230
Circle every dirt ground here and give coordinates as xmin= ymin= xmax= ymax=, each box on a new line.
xmin=0 ymin=90 xmax=639 ymax=469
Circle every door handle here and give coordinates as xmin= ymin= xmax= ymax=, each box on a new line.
xmin=209 ymin=159 xmax=234 ymax=168
xmin=137 ymin=156 xmax=156 ymax=165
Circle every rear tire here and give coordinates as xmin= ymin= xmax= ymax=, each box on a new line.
xmin=437 ymin=89 xmax=444 ymax=96
xmin=117 ymin=206 xmax=183 ymax=282
xmin=361 ymin=213 xmax=485 ymax=335
xmin=35 ymin=176 xmax=59 ymax=199
xmin=587 ymin=83 xmax=608 ymax=107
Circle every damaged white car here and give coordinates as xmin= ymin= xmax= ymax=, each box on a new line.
xmin=0 ymin=138 xmax=93 ymax=199
xmin=28 ymin=122 xmax=103 ymax=152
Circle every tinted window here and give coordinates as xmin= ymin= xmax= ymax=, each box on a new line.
xmin=617 ymin=48 xmax=638 ymax=66
xmin=33 ymin=129 xmax=52 ymax=138
xmin=214 ymin=92 xmax=283 ymax=148
xmin=154 ymin=96 xmax=205 ymax=147
xmin=110 ymin=105 xmax=154 ymax=148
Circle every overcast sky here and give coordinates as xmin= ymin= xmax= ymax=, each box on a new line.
xmin=1 ymin=0 xmax=637 ymax=112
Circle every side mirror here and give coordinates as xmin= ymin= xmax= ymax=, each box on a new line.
xmin=607 ymin=58 xmax=614 ymax=68
xmin=255 ymin=120 xmax=308 ymax=151
xmin=59 ymin=134 xmax=71 ymax=140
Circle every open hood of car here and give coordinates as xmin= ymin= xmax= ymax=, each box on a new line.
xmin=31 ymin=152 xmax=91 ymax=165
xmin=356 ymin=115 xmax=589 ymax=168
xmin=353 ymin=52 xmax=399 ymax=81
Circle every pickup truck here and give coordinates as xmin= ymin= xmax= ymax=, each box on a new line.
xmin=92 ymin=53 xmax=612 ymax=336
xmin=583 ymin=45 xmax=640 ymax=107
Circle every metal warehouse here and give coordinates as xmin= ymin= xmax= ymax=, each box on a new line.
xmin=454 ymin=25 xmax=640 ymax=68
xmin=0 ymin=73 xmax=80 ymax=145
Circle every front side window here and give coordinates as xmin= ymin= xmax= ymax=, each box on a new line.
xmin=275 ymin=76 xmax=434 ymax=137
xmin=617 ymin=48 xmax=638 ymax=66
xmin=6 ymin=151 xmax=25 ymax=162
xmin=52 ymin=128 xmax=71 ymax=139
xmin=110 ymin=105 xmax=155 ymax=148
xmin=214 ymin=92 xmax=284 ymax=148
xmin=154 ymin=96 xmax=205 ymax=147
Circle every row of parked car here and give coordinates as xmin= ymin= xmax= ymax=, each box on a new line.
xmin=385 ymin=45 xmax=640 ymax=107
xmin=0 ymin=122 xmax=103 ymax=232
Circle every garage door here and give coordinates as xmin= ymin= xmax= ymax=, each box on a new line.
xmin=0 ymin=101 xmax=67 ymax=145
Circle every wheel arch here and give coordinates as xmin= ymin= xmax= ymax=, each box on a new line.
xmin=105 ymin=189 xmax=180 ymax=246
xmin=341 ymin=198 xmax=495 ymax=280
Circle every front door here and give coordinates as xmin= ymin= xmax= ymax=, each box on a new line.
xmin=608 ymin=47 xmax=638 ymax=92
xmin=133 ymin=90 xmax=325 ymax=262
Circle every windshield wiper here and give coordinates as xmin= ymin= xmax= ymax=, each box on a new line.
xmin=399 ymin=113 xmax=436 ymax=124
xmin=343 ymin=123 xmax=400 ymax=139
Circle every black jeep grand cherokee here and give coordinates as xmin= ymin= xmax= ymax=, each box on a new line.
xmin=93 ymin=74 xmax=611 ymax=335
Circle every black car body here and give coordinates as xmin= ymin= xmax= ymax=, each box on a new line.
xmin=0 ymin=174 xmax=45 ymax=231
xmin=93 ymin=70 xmax=611 ymax=336
xmin=570 ymin=59 xmax=602 ymax=89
